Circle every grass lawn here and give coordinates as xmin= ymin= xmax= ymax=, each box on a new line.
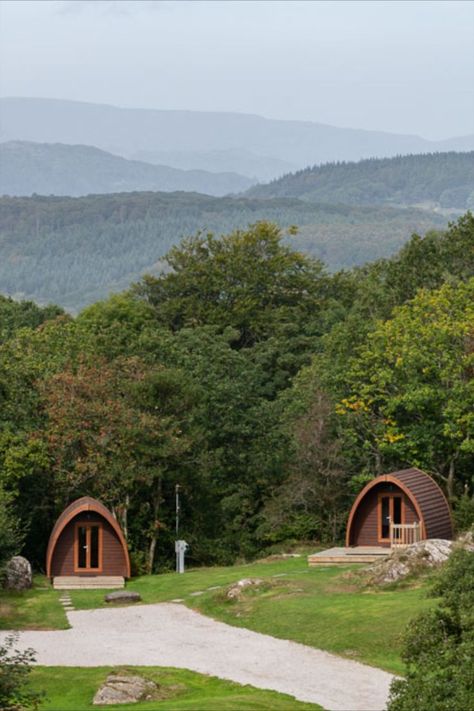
xmin=30 ymin=666 xmax=323 ymax=710
xmin=69 ymin=556 xmax=436 ymax=675
xmin=1 ymin=557 xmax=436 ymax=675
xmin=0 ymin=576 xmax=68 ymax=630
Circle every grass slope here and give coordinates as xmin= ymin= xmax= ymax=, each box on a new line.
xmin=1 ymin=559 xmax=435 ymax=674
xmin=30 ymin=666 xmax=322 ymax=710
xmin=69 ymin=557 xmax=433 ymax=674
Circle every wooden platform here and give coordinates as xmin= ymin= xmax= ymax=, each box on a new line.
xmin=53 ymin=576 xmax=125 ymax=590
xmin=308 ymin=546 xmax=390 ymax=566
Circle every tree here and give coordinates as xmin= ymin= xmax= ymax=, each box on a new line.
xmin=335 ymin=279 xmax=474 ymax=497
xmin=135 ymin=221 xmax=328 ymax=349
xmin=0 ymin=487 xmax=23 ymax=578
xmin=388 ymin=549 xmax=474 ymax=711
xmin=260 ymin=388 xmax=350 ymax=545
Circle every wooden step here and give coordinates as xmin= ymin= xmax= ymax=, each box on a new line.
xmin=308 ymin=546 xmax=390 ymax=566
xmin=53 ymin=576 xmax=125 ymax=590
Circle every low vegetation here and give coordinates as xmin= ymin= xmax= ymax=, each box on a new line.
xmin=68 ymin=558 xmax=432 ymax=675
xmin=28 ymin=665 xmax=322 ymax=710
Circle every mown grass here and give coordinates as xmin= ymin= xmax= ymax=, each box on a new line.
xmin=1 ymin=558 xmax=436 ymax=675
xmin=70 ymin=557 xmax=435 ymax=675
xmin=30 ymin=666 xmax=323 ymax=710
xmin=0 ymin=576 xmax=68 ymax=630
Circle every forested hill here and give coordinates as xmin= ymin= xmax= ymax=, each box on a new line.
xmin=0 ymin=141 xmax=254 ymax=197
xmin=0 ymin=191 xmax=446 ymax=311
xmin=246 ymin=152 xmax=474 ymax=211
xmin=3 ymin=97 xmax=474 ymax=180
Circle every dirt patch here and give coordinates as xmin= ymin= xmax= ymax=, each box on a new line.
xmin=0 ymin=602 xmax=13 ymax=618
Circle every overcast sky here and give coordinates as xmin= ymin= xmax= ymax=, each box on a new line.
xmin=0 ymin=0 xmax=473 ymax=140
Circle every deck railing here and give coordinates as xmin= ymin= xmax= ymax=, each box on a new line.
xmin=390 ymin=522 xmax=422 ymax=548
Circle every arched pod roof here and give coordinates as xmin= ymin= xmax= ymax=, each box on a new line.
xmin=46 ymin=496 xmax=131 ymax=578
xmin=346 ymin=468 xmax=453 ymax=546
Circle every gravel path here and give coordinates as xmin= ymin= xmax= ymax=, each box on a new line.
xmin=1 ymin=603 xmax=393 ymax=711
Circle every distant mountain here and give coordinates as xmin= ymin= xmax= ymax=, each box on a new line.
xmin=0 ymin=141 xmax=254 ymax=197
xmin=1 ymin=98 xmax=473 ymax=181
xmin=0 ymin=191 xmax=447 ymax=311
xmin=246 ymin=152 xmax=474 ymax=211
xmin=131 ymin=148 xmax=296 ymax=183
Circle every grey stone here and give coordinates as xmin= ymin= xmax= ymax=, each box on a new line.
xmin=365 ymin=539 xmax=454 ymax=585
xmin=4 ymin=556 xmax=32 ymax=591
xmin=104 ymin=590 xmax=141 ymax=604
xmin=93 ymin=674 xmax=158 ymax=705
xmin=226 ymin=578 xmax=264 ymax=600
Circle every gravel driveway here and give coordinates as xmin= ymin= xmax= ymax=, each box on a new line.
xmin=1 ymin=603 xmax=393 ymax=711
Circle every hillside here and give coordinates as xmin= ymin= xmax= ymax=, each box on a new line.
xmin=246 ymin=152 xmax=474 ymax=211
xmin=1 ymin=98 xmax=474 ymax=180
xmin=0 ymin=141 xmax=254 ymax=197
xmin=0 ymin=191 xmax=446 ymax=311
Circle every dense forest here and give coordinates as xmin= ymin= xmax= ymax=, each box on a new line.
xmin=0 ymin=141 xmax=254 ymax=197
xmin=0 ymin=191 xmax=446 ymax=311
xmin=0 ymin=213 xmax=473 ymax=576
xmin=246 ymin=152 xmax=474 ymax=210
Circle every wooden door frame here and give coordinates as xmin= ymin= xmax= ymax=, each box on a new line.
xmin=377 ymin=493 xmax=405 ymax=543
xmin=74 ymin=521 xmax=103 ymax=573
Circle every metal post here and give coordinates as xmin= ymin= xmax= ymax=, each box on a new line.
xmin=175 ymin=484 xmax=180 ymax=572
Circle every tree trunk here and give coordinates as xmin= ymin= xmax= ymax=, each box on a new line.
xmin=447 ymin=460 xmax=455 ymax=501
xmin=146 ymin=476 xmax=163 ymax=575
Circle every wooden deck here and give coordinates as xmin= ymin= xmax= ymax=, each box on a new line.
xmin=53 ymin=576 xmax=125 ymax=590
xmin=308 ymin=546 xmax=390 ymax=566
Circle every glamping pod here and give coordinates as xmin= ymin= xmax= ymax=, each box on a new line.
xmin=346 ymin=468 xmax=453 ymax=548
xmin=46 ymin=497 xmax=130 ymax=589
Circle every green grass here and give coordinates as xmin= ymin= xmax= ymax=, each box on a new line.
xmin=2 ymin=557 xmax=436 ymax=675
xmin=69 ymin=557 xmax=435 ymax=675
xmin=30 ymin=666 xmax=323 ymax=710
xmin=0 ymin=576 xmax=68 ymax=630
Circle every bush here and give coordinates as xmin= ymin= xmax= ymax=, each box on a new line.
xmin=452 ymin=492 xmax=474 ymax=533
xmin=0 ymin=488 xmax=23 ymax=583
xmin=388 ymin=549 xmax=474 ymax=711
xmin=0 ymin=634 xmax=43 ymax=710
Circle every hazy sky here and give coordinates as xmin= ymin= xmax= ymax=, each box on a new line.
xmin=1 ymin=0 xmax=473 ymax=139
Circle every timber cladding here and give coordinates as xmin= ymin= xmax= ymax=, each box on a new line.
xmin=346 ymin=468 xmax=453 ymax=547
xmin=46 ymin=496 xmax=131 ymax=578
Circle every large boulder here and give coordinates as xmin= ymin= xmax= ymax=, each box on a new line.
xmin=365 ymin=539 xmax=454 ymax=586
xmin=104 ymin=590 xmax=141 ymax=604
xmin=93 ymin=674 xmax=158 ymax=705
xmin=4 ymin=556 xmax=32 ymax=591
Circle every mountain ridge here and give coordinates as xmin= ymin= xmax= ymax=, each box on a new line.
xmin=0 ymin=140 xmax=254 ymax=197
xmin=2 ymin=97 xmax=473 ymax=180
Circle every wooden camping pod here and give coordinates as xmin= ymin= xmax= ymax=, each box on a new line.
xmin=345 ymin=468 xmax=453 ymax=547
xmin=46 ymin=496 xmax=131 ymax=579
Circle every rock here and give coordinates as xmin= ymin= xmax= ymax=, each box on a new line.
xmin=104 ymin=590 xmax=141 ymax=604
xmin=365 ymin=539 xmax=454 ymax=586
xmin=93 ymin=674 xmax=158 ymax=705
xmin=455 ymin=528 xmax=474 ymax=552
xmin=4 ymin=556 xmax=32 ymax=591
xmin=226 ymin=578 xmax=264 ymax=600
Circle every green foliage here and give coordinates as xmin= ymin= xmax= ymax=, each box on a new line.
xmin=452 ymin=493 xmax=474 ymax=533
xmin=0 ymin=488 xmax=23 ymax=578
xmin=388 ymin=549 xmax=474 ymax=711
xmin=0 ymin=634 xmax=43 ymax=710
xmin=28 ymin=665 xmax=320 ymax=710
xmin=0 ymin=192 xmax=446 ymax=311
xmin=248 ymin=151 xmax=474 ymax=210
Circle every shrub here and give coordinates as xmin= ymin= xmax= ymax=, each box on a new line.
xmin=388 ymin=549 xmax=474 ymax=711
xmin=0 ymin=634 xmax=43 ymax=710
